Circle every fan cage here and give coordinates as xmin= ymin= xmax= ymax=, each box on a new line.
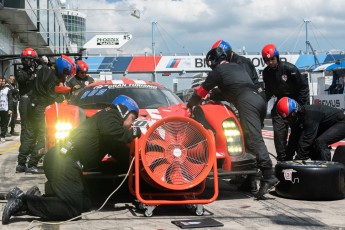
xmin=140 ymin=116 xmax=215 ymax=190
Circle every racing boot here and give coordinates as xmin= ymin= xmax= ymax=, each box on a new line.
xmin=255 ymin=169 xmax=279 ymax=200
xmin=13 ymin=186 xmax=42 ymax=216
xmin=237 ymin=174 xmax=258 ymax=193
xmin=15 ymin=164 xmax=26 ymax=173
xmin=25 ymin=166 xmax=44 ymax=174
xmin=2 ymin=188 xmax=26 ymax=225
xmin=26 ymin=186 xmax=42 ymax=197
xmin=5 ymin=187 xmax=23 ymax=200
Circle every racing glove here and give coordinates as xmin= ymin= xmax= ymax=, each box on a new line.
xmin=187 ymin=93 xmax=202 ymax=109
xmin=132 ymin=127 xmax=142 ymax=138
xmin=294 ymin=154 xmax=309 ymax=161
xmin=73 ymin=85 xmax=81 ymax=90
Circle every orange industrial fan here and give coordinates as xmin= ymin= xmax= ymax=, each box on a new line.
xmin=129 ymin=116 xmax=218 ymax=217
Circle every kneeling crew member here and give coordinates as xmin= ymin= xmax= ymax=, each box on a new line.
xmin=2 ymin=95 xmax=141 ymax=224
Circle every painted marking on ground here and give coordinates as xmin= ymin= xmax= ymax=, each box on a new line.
xmin=0 ymin=143 xmax=20 ymax=155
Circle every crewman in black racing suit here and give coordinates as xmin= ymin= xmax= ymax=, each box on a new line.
xmin=276 ymin=97 xmax=345 ymax=161
xmin=27 ymin=55 xmax=76 ymax=174
xmin=2 ymin=95 xmax=142 ymax=224
xmin=211 ymin=40 xmax=264 ymax=98
xmin=211 ymin=40 xmax=266 ymax=192
xmin=262 ymin=44 xmax=309 ymax=161
xmin=187 ymin=47 xmax=279 ymax=199
xmin=66 ymin=60 xmax=94 ymax=91
xmin=15 ymin=48 xmax=39 ymax=173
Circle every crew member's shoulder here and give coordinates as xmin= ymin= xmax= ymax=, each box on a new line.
xmin=280 ymin=61 xmax=298 ymax=70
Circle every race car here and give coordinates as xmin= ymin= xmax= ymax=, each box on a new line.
xmin=45 ymin=78 xmax=256 ymax=176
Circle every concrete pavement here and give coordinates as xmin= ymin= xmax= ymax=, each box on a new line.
xmin=0 ymin=130 xmax=345 ymax=230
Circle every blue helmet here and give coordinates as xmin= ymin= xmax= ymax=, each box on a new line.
xmin=55 ymin=55 xmax=75 ymax=77
xmin=276 ymin=97 xmax=301 ymax=123
xmin=112 ymin=95 xmax=139 ymax=118
xmin=211 ymin=40 xmax=232 ymax=52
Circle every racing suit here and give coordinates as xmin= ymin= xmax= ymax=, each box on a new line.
xmin=24 ymin=107 xmax=139 ymax=220
xmin=263 ymin=61 xmax=309 ymax=161
xmin=15 ymin=66 xmax=38 ymax=168
xmin=293 ymin=104 xmax=345 ymax=161
xmin=66 ymin=75 xmax=94 ymax=90
xmin=30 ymin=65 xmax=61 ymax=165
xmin=187 ymin=62 xmax=276 ymax=183
xmin=229 ymin=52 xmax=263 ymax=96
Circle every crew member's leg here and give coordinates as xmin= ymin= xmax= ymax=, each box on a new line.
xmin=271 ymin=105 xmax=289 ymax=161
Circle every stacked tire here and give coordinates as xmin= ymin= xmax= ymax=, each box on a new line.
xmin=275 ymin=160 xmax=345 ymax=200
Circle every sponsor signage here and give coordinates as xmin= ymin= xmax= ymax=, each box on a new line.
xmin=314 ymin=94 xmax=345 ymax=109
xmin=154 ymin=55 xmax=300 ymax=74
xmin=84 ymin=34 xmax=132 ymax=49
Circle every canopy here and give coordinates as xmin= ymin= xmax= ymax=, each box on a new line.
xmin=313 ymin=61 xmax=345 ymax=71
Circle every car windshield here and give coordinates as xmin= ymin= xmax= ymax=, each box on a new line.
xmin=69 ymin=84 xmax=183 ymax=109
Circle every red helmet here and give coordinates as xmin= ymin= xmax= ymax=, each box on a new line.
xmin=76 ymin=60 xmax=88 ymax=72
xmin=21 ymin=47 xmax=38 ymax=58
xmin=261 ymin=44 xmax=279 ymax=62
xmin=276 ymin=97 xmax=301 ymax=123
xmin=21 ymin=48 xmax=38 ymax=67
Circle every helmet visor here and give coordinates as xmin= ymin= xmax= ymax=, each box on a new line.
xmin=282 ymin=111 xmax=299 ymax=124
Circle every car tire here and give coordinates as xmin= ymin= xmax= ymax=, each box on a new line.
xmin=333 ymin=145 xmax=345 ymax=166
xmin=275 ymin=161 xmax=345 ymax=200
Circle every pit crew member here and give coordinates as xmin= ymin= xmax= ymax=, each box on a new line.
xmin=262 ymin=44 xmax=309 ymax=161
xmin=187 ymin=47 xmax=279 ymax=199
xmin=276 ymin=97 xmax=345 ymax=161
xmin=2 ymin=95 xmax=141 ymax=224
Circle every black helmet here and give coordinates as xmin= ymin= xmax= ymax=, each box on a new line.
xmin=206 ymin=47 xmax=227 ymax=70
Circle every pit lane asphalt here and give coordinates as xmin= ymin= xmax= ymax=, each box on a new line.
xmin=0 ymin=125 xmax=345 ymax=230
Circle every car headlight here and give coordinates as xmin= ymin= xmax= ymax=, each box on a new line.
xmin=222 ymin=119 xmax=243 ymax=156
xmin=55 ymin=122 xmax=72 ymax=139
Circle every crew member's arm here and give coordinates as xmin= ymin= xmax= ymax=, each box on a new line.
xmin=186 ymin=71 xmax=218 ymax=108
xmin=99 ymin=110 xmax=139 ymax=144
xmin=296 ymin=121 xmax=319 ymax=159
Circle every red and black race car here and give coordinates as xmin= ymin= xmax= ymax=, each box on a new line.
xmin=45 ymin=78 xmax=256 ymax=176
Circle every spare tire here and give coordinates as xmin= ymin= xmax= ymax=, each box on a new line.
xmin=275 ymin=161 xmax=345 ymax=200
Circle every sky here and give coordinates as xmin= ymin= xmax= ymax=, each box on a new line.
xmin=67 ymin=0 xmax=345 ymax=56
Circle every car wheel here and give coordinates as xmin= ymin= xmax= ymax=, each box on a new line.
xmin=333 ymin=145 xmax=345 ymax=166
xmin=275 ymin=160 xmax=345 ymax=200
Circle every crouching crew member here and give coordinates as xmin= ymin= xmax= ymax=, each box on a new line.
xmin=2 ymin=95 xmax=141 ymax=224
xmin=276 ymin=97 xmax=345 ymax=161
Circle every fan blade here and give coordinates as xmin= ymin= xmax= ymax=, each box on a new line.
xmin=168 ymin=163 xmax=190 ymax=185
xmin=182 ymin=159 xmax=206 ymax=179
xmin=152 ymin=162 xmax=171 ymax=182
xmin=186 ymin=142 xmax=207 ymax=163
xmin=148 ymin=137 xmax=169 ymax=150
xmin=145 ymin=151 xmax=165 ymax=165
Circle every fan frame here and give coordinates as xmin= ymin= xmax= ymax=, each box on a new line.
xmin=139 ymin=116 xmax=216 ymax=191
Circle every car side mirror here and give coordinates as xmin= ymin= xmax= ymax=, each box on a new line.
xmin=55 ymin=86 xmax=71 ymax=94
